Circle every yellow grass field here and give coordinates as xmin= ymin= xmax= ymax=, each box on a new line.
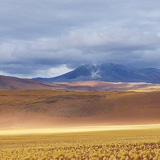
xmin=0 ymin=125 xmax=160 ymax=160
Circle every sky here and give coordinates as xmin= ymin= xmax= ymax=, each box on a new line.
xmin=1 ymin=0 xmax=160 ymax=78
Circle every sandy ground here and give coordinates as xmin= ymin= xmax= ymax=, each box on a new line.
xmin=1 ymin=90 xmax=160 ymax=129
xmin=0 ymin=124 xmax=160 ymax=135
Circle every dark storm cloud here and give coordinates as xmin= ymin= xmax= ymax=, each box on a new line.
xmin=0 ymin=0 xmax=160 ymax=77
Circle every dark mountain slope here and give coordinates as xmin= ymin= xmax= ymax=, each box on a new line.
xmin=34 ymin=63 xmax=160 ymax=83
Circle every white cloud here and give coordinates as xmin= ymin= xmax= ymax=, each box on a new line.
xmin=31 ymin=65 xmax=72 ymax=78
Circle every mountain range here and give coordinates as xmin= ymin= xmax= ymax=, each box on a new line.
xmin=0 ymin=75 xmax=156 ymax=92
xmin=33 ymin=63 xmax=160 ymax=83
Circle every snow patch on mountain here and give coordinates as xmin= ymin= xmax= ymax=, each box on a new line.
xmin=91 ymin=70 xmax=101 ymax=79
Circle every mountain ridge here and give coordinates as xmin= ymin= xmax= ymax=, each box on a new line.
xmin=0 ymin=74 xmax=157 ymax=91
xmin=0 ymin=75 xmax=58 ymax=90
xmin=33 ymin=63 xmax=160 ymax=83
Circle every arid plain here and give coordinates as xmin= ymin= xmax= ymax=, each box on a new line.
xmin=1 ymin=89 xmax=160 ymax=128
xmin=1 ymin=78 xmax=160 ymax=159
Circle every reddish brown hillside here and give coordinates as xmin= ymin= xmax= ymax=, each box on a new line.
xmin=0 ymin=90 xmax=160 ymax=128
xmin=0 ymin=75 xmax=58 ymax=90
xmin=0 ymin=75 xmax=156 ymax=91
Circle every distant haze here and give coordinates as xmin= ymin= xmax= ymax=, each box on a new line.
xmin=0 ymin=0 xmax=160 ymax=78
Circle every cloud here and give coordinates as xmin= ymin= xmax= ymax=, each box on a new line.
xmin=0 ymin=0 xmax=160 ymax=77
xmin=0 ymin=64 xmax=72 ymax=78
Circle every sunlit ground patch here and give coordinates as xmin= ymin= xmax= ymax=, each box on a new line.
xmin=0 ymin=124 xmax=160 ymax=135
